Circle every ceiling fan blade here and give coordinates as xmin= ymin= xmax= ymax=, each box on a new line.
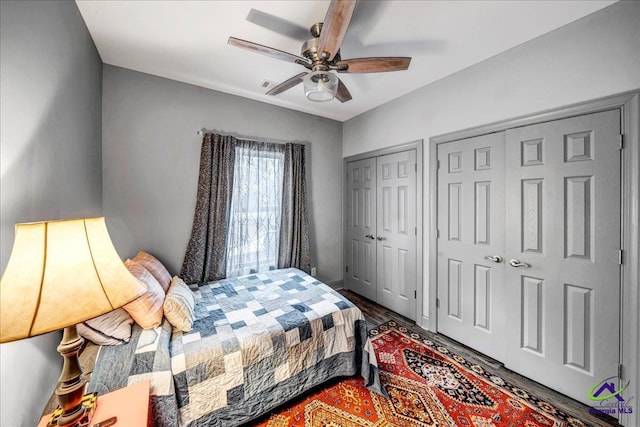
xmin=228 ymin=37 xmax=311 ymax=68
xmin=336 ymin=57 xmax=411 ymax=73
xmin=317 ymin=0 xmax=356 ymax=61
xmin=336 ymin=78 xmax=352 ymax=103
xmin=246 ymin=9 xmax=309 ymax=41
xmin=266 ymin=72 xmax=308 ymax=96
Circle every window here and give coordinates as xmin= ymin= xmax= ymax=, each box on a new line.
xmin=181 ymin=133 xmax=309 ymax=285
xmin=225 ymin=145 xmax=284 ymax=277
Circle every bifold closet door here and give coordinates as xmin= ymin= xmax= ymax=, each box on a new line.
xmin=436 ymin=132 xmax=506 ymax=362
xmin=345 ymin=157 xmax=377 ymax=301
xmin=503 ymin=109 xmax=621 ymax=406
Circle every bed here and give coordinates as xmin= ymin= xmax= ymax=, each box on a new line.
xmin=88 ymin=268 xmax=385 ymax=426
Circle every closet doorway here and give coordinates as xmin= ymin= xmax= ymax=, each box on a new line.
xmin=434 ymin=108 xmax=622 ymax=407
xmin=344 ymin=141 xmax=423 ymax=320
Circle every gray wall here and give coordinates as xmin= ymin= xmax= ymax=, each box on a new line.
xmin=343 ymin=0 xmax=640 ymax=326
xmin=0 ymin=1 xmax=103 ymax=426
xmin=102 ymin=66 xmax=343 ymax=285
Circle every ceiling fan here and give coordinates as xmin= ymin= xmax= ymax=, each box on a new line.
xmin=228 ymin=0 xmax=411 ymax=103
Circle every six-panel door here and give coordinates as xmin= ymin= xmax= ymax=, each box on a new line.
xmin=345 ymin=157 xmax=377 ymax=301
xmin=376 ymin=150 xmax=418 ymax=320
xmin=437 ymin=132 xmax=506 ymax=361
xmin=504 ymin=109 xmax=621 ymax=406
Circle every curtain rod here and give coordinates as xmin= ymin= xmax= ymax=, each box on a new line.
xmin=196 ymin=128 xmax=305 ymax=146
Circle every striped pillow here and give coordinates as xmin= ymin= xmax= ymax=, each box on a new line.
xmin=133 ymin=251 xmax=171 ymax=293
xmin=123 ymin=260 xmax=165 ymax=329
xmin=163 ymin=276 xmax=195 ymax=332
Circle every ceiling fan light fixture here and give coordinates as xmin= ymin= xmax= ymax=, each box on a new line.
xmin=303 ymin=70 xmax=338 ymax=102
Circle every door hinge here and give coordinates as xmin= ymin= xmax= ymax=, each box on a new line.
xmin=414 ymin=290 xmax=417 ymax=299
xmin=437 ymin=229 xmax=440 ymax=239
xmin=618 ymin=364 xmax=624 ymax=379
xmin=415 ymin=163 xmax=417 ymax=172
xmin=436 ymin=160 xmax=441 ymax=170
xmin=619 ymin=134 xmax=624 ymax=150
xmin=619 ymin=249 xmax=623 ymax=265
xmin=415 ymin=227 xmax=417 ymax=236
xmin=436 ymin=298 xmax=440 ymax=308
xmin=346 ymin=265 xmax=349 ymax=273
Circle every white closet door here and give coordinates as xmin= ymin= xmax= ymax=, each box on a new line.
xmin=345 ymin=157 xmax=377 ymax=301
xmin=345 ymin=149 xmax=418 ymax=320
xmin=436 ymin=132 xmax=506 ymax=361
xmin=504 ymin=109 xmax=621 ymax=406
xmin=376 ymin=150 xmax=417 ymax=320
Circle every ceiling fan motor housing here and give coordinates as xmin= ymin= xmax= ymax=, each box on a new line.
xmin=302 ymin=22 xmax=341 ymax=69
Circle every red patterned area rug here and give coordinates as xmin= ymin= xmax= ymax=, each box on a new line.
xmin=254 ymin=321 xmax=590 ymax=427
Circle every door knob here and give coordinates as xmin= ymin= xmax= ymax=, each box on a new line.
xmin=509 ymin=259 xmax=531 ymax=268
xmin=365 ymin=234 xmax=375 ymax=240
xmin=376 ymin=236 xmax=386 ymax=241
xmin=484 ymin=255 xmax=503 ymax=263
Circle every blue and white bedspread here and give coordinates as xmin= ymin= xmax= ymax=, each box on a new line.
xmin=89 ymin=268 xmax=385 ymax=426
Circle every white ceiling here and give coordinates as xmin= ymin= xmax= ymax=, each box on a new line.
xmin=75 ymin=0 xmax=615 ymax=122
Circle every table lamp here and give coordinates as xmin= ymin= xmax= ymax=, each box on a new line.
xmin=0 ymin=217 xmax=146 ymax=426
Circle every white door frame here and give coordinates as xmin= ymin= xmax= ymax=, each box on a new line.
xmin=428 ymin=91 xmax=640 ymax=427
xmin=343 ymin=140 xmax=424 ymax=321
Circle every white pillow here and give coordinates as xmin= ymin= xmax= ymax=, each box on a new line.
xmin=77 ymin=308 xmax=134 ymax=346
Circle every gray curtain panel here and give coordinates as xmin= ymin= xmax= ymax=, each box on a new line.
xmin=180 ymin=134 xmax=236 ymax=284
xmin=182 ymin=133 xmax=311 ymax=284
xmin=278 ymin=143 xmax=311 ymax=272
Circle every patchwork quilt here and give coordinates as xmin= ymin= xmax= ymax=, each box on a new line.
xmin=89 ymin=268 xmax=384 ymax=427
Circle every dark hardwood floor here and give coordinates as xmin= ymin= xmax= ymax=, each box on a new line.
xmin=338 ymin=288 xmax=621 ymax=427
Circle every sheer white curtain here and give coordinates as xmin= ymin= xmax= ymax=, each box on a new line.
xmin=225 ymin=141 xmax=285 ymax=277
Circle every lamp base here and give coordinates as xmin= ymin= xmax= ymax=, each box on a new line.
xmin=52 ymin=326 xmax=94 ymax=426
xmin=46 ymin=393 xmax=97 ymax=427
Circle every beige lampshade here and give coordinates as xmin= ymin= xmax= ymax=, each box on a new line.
xmin=0 ymin=217 xmax=146 ymax=343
